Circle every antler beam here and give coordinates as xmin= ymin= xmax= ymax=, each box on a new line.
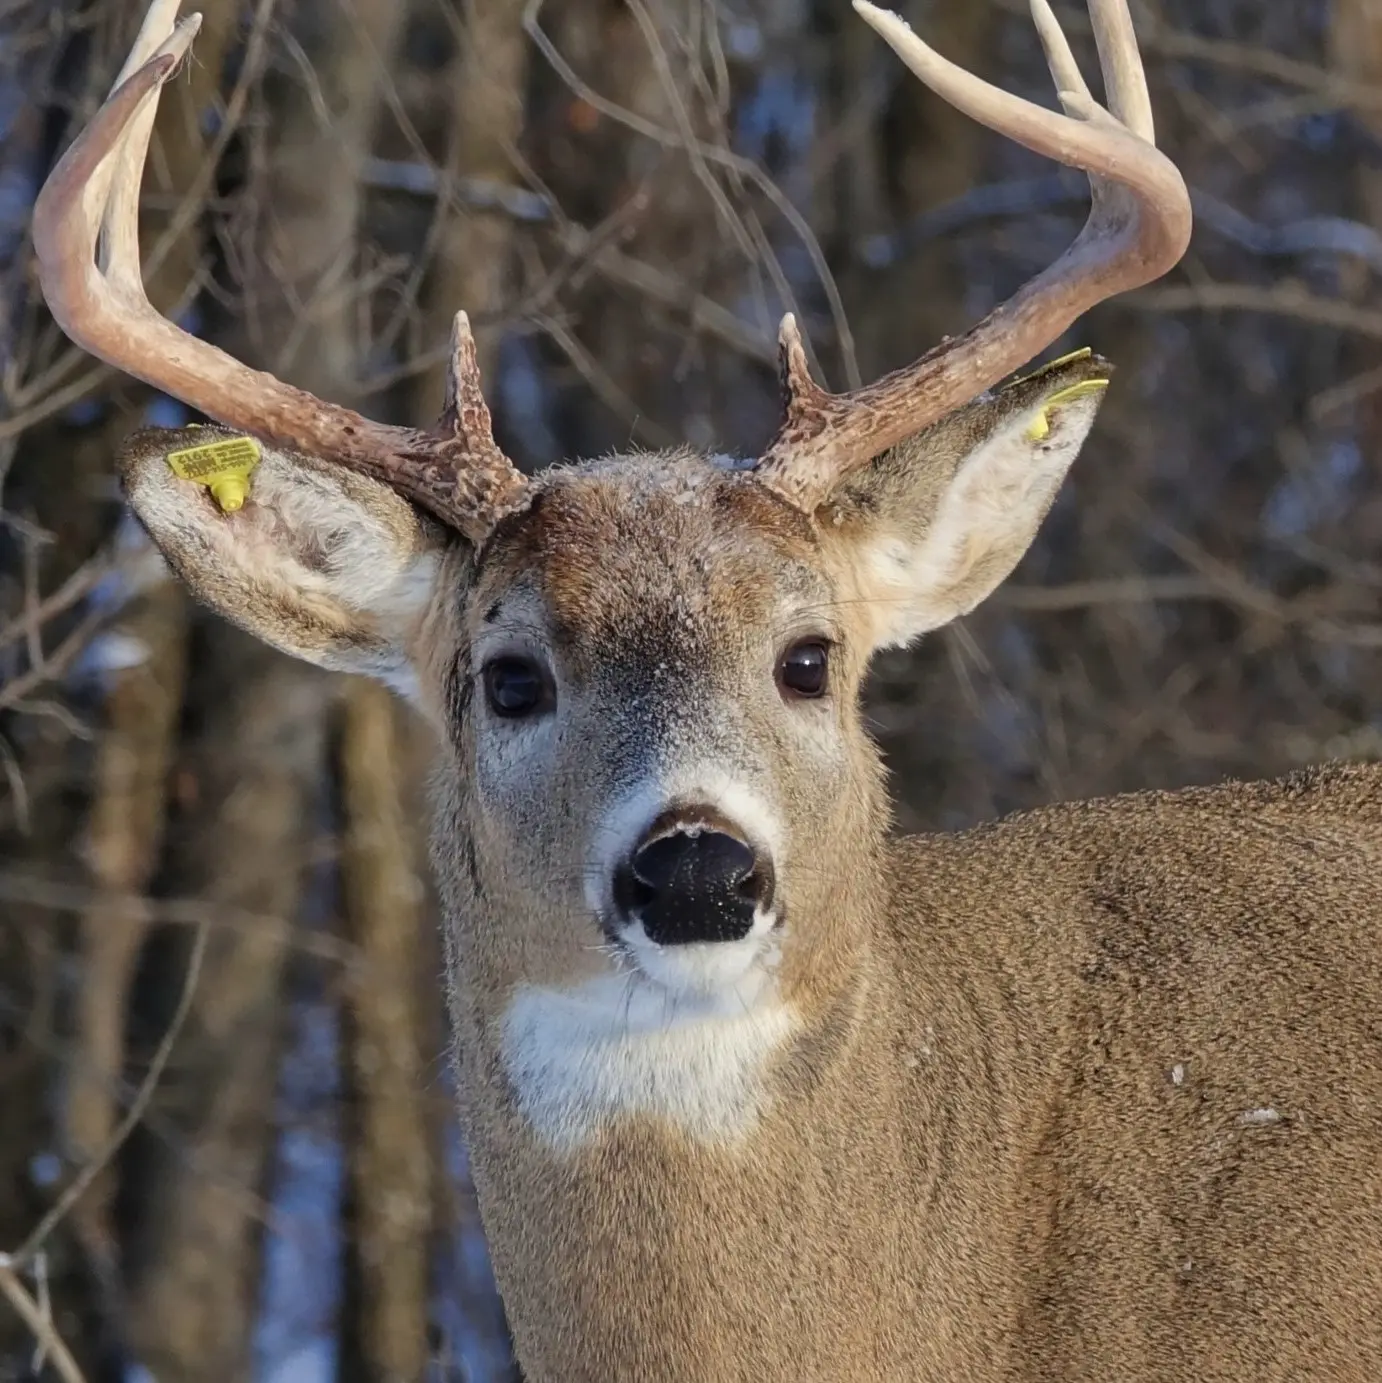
xmin=754 ymin=0 xmax=1192 ymax=513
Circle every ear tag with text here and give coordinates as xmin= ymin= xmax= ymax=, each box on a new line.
xmin=1025 ymin=378 xmax=1110 ymax=442
xmin=1013 ymin=345 xmax=1094 ymax=383
xmin=166 ymin=435 xmax=262 ymax=512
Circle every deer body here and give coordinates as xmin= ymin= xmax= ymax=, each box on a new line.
xmin=33 ymin=1 xmax=1382 ymax=1378
xmin=429 ymin=469 xmax=1381 ymax=1381
xmin=451 ymin=761 xmax=1382 ymax=1381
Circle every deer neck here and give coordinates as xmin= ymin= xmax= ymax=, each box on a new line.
xmin=435 ymin=819 xmax=1042 ymax=1379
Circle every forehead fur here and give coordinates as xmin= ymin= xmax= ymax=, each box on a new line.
xmin=473 ymin=452 xmax=823 ymax=647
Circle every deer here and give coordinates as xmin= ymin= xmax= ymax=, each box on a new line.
xmin=31 ymin=0 xmax=1382 ymax=1378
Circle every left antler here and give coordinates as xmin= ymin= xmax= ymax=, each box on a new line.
xmin=754 ymin=0 xmax=1192 ymax=513
xmin=32 ymin=0 xmax=530 ymax=543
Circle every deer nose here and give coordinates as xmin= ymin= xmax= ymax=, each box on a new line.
xmin=613 ymin=819 xmax=774 ymax=946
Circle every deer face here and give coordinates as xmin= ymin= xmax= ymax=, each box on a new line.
xmin=452 ymin=455 xmax=868 ymax=1013
xmin=119 ymin=360 xmax=1109 ymax=1044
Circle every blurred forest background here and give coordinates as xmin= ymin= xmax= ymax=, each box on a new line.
xmin=0 ymin=0 xmax=1379 ymax=1377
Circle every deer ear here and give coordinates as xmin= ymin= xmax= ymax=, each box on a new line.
xmin=823 ymin=352 xmax=1110 ymax=651
xmin=120 ymin=426 xmax=448 ymax=694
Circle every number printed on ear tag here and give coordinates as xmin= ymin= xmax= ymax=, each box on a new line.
xmin=1024 ymin=378 xmax=1110 ymax=442
xmin=166 ymin=436 xmax=262 ymax=512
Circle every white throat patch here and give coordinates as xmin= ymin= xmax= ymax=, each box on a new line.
xmin=498 ymin=972 xmax=798 ymax=1151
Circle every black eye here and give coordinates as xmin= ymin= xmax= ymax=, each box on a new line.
xmin=777 ymin=641 xmax=829 ymax=700
xmin=483 ymin=656 xmax=549 ymax=719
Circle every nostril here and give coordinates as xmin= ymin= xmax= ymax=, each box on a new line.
xmin=629 ymin=833 xmax=690 ymax=894
xmin=738 ymin=858 xmax=775 ymax=911
xmin=611 ymin=860 xmax=654 ymax=919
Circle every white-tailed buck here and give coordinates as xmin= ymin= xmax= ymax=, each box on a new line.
xmin=33 ymin=0 xmax=1382 ymax=1377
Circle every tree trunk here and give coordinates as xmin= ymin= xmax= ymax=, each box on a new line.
xmin=121 ymin=631 xmax=332 ymax=1383
xmin=121 ymin=2 xmax=407 ymax=1377
xmin=411 ymin=0 xmax=532 ymax=413
xmin=337 ymin=681 xmax=433 ymax=1383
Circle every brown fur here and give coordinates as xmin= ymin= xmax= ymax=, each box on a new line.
xmin=119 ymin=377 xmax=1382 ymax=1382
xmin=450 ymin=707 xmax=1382 ymax=1381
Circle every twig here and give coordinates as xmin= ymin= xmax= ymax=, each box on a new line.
xmin=1308 ymin=362 xmax=1382 ymax=422
xmin=0 ymin=553 xmax=109 ymax=652
xmin=1000 ymin=565 xmax=1382 ymax=647
xmin=863 ymin=175 xmax=1382 ymax=274
xmin=1130 ymin=281 xmax=1382 ymax=341
xmin=536 ymin=311 xmax=676 ymax=447
xmin=0 ymin=1259 xmax=87 ymax=1383
xmin=0 ymin=731 xmax=31 ymax=835
xmin=0 ymin=871 xmax=356 ymax=963
xmin=555 ymin=226 xmax=777 ymax=366
xmin=624 ymin=0 xmax=759 ymax=267
xmin=995 ymin=574 xmax=1222 ymax=610
xmin=362 ymin=158 xmax=551 ymax=220
xmin=1190 ymin=189 xmax=1382 ymax=273
xmin=9 ymin=919 xmax=209 ymax=1270
xmin=0 ymin=608 xmax=104 ymax=713
xmin=523 ymin=0 xmax=859 ymax=388
xmin=353 ymin=157 xmax=780 ymax=368
xmin=526 ymin=184 xmax=656 ymax=311
xmin=1144 ymin=519 xmax=1382 ymax=649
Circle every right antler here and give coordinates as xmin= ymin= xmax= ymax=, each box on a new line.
xmin=31 ymin=0 xmax=530 ymax=544
xmin=755 ymin=0 xmax=1192 ymax=513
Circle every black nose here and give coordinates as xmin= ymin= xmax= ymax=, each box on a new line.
xmin=613 ymin=823 xmax=774 ymax=946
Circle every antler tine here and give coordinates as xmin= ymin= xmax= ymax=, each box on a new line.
xmin=754 ymin=0 xmax=1191 ymax=513
xmin=102 ymin=0 xmax=192 ymax=292
xmin=441 ymin=313 xmax=498 ymax=450
xmin=1085 ymin=0 xmax=1154 ymax=140
xmin=32 ymin=0 xmax=528 ymax=544
xmin=1029 ymin=0 xmax=1091 ymax=107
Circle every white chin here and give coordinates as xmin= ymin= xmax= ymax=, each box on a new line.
xmin=620 ymin=908 xmax=779 ymax=1006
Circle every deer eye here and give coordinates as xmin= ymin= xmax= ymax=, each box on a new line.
xmin=777 ymin=641 xmax=829 ymax=700
xmin=483 ymin=656 xmax=550 ymax=719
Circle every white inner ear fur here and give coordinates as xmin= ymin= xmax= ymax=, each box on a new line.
xmin=860 ymin=391 xmax=1103 ymax=649
xmin=247 ymin=463 xmax=435 ymax=606
xmin=124 ymin=437 xmax=442 ymax=693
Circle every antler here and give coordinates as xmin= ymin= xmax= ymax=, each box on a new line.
xmin=31 ymin=0 xmax=529 ymax=544
xmin=755 ymin=0 xmax=1192 ymax=512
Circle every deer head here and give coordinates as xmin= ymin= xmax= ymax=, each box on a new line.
xmin=34 ymin=0 xmax=1190 ymax=1138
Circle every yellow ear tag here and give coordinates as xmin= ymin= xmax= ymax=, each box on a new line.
xmin=1011 ymin=346 xmax=1093 ymax=388
xmin=1024 ymin=378 xmax=1110 ymax=441
xmin=166 ymin=436 xmax=262 ymax=512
